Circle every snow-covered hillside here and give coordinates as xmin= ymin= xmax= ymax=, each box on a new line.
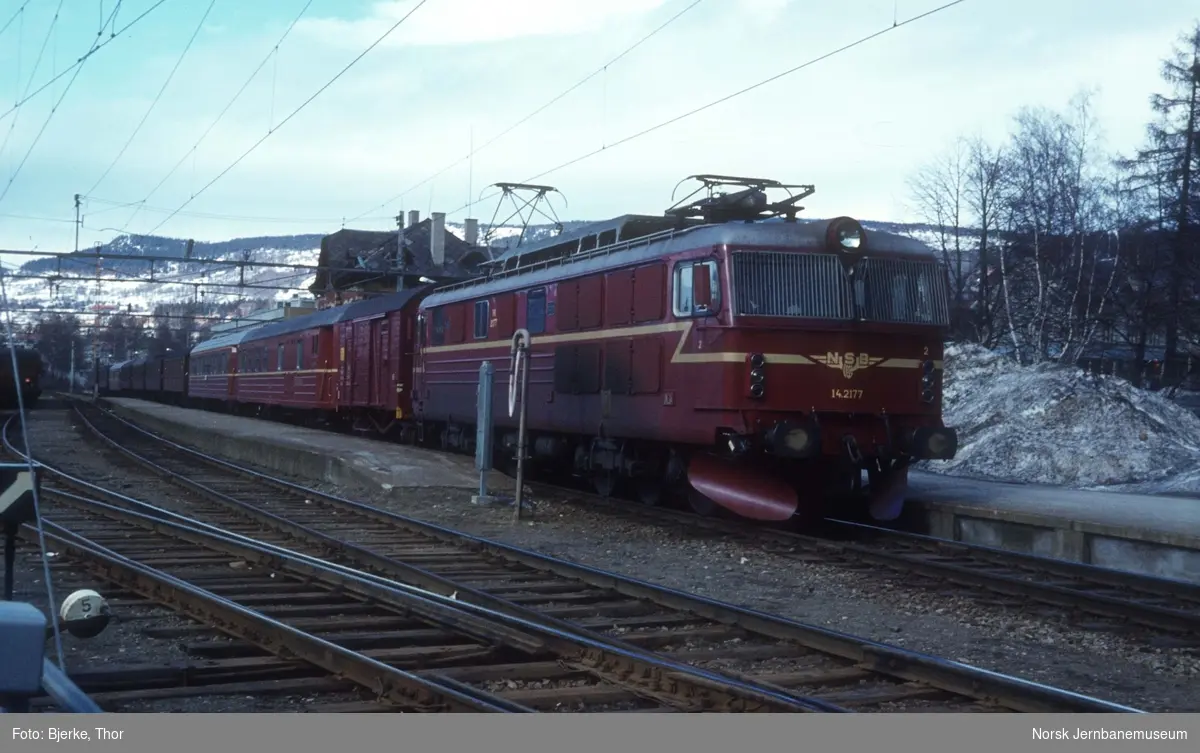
xmin=921 ymin=343 xmax=1200 ymax=494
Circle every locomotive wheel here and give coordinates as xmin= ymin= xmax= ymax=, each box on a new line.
xmin=592 ymin=470 xmax=618 ymax=498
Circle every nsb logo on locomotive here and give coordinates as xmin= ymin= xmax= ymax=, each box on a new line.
xmin=812 ymin=352 xmax=883 ymax=379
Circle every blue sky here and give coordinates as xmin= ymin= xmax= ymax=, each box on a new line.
xmin=0 ymin=0 xmax=1196 ymax=255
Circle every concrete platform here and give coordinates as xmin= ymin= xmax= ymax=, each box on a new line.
xmin=907 ymin=471 xmax=1200 ymax=584
xmin=100 ymin=398 xmax=516 ymax=496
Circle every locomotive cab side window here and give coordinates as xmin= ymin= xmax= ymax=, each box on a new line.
xmin=277 ymin=344 xmax=284 ymax=371
xmin=526 ymin=288 xmax=547 ymax=335
xmin=473 ymin=300 xmax=490 ymax=339
xmin=673 ymin=260 xmax=721 ymax=318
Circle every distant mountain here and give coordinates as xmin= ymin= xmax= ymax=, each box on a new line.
xmin=18 ymin=233 xmax=328 ymax=278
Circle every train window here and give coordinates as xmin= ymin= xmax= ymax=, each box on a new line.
xmin=526 ymin=288 xmax=547 ymax=335
xmin=672 ymin=260 xmax=721 ymax=318
xmin=431 ymin=308 xmax=446 ymax=346
xmin=277 ymin=344 xmax=284 ymax=371
xmin=296 ymin=340 xmax=303 ymax=370
xmin=311 ymin=335 xmax=318 ymax=356
xmin=473 ymin=300 xmax=489 ymax=339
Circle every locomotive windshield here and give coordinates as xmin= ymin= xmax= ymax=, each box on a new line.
xmin=728 ymin=249 xmax=950 ymax=326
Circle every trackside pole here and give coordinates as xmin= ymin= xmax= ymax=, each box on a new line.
xmin=509 ymin=329 xmax=531 ymax=522
xmin=472 ymin=361 xmax=496 ymax=505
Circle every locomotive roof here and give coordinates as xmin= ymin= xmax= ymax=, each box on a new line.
xmin=424 ymin=217 xmax=936 ymax=307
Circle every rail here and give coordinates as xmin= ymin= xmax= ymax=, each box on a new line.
xmin=48 ymin=400 xmax=1145 ymax=713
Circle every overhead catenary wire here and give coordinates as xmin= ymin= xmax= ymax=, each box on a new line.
xmin=443 ymin=0 xmax=970 ymax=219
xmin=0 ymin=0 xmax=158 ymax=206
xmin=0 ymin=1 xmax=33 ymax=39
xmin=144 ymin=0 xmax=434 ymax=238
xmin=0 ymin=0 xmax=166 ymax=125
xmin=346 ymin=0 xmax=707 ymax=225
xmin=85 ymin=0 xmax=219 ymax=197
xmin=0 ymin=0 xmax=66 ymax=166
xmin=123 ymin=0 xmax=316 ymax=229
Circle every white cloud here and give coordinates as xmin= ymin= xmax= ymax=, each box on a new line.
xmin=296 ymin=0 xmax=672 ymax=49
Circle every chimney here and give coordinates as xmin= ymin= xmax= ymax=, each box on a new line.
xmin=430 ymin=212 xmax=446 ymax=268
xmin=408 ymin=210 xmax=420 ymax=227
xmin=464 ymin=218 xmax=478 ymax=246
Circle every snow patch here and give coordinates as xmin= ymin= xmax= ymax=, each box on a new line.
xmin=921 ymin=342 xmax=1200 ymax=494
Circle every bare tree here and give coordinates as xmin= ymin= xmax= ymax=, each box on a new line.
xmin=995 ymin=90 xmax=1119 ymax=364
xmin=908 ymin=139 xmax=974 ymax=338
xmin=964 ymin=135 xmax=1006 ymax=346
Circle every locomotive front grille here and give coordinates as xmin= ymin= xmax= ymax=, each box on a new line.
xmin=730 ymin=251 xmax=854 ymax=320
xmin=729 ymin=250 xmax=951 ymax=326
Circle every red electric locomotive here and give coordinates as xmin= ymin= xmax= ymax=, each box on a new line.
xmin=414 ymin=176 xmax=958 ymax=523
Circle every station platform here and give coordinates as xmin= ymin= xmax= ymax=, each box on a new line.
xmin=94 ymin=397 xmax=1200 ymax=584
xmin=906 ymin=471 xmax=1200 ymax=584
xmin=99 ymin=398 xmax=514 ymax=496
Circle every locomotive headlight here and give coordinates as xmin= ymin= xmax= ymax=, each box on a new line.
xmin=827 ymin=217 xmax=866 ymax=253
xmin=749 ymin=382 xmax=765 ymax=398
xmin=836 ymin=225 xmax=862 ymax=250
xmin=922 ymin=359 xmax=935 ymax=375
xmin=749 ymin=353 xmax=766 ymax=369
xmin=749 ymin=367 xmax=765 ymax=384
xmin=921 ymin=387 xmax=935 ymax=403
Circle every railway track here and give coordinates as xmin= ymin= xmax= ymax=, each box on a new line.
xmin=26 ymin=487 xmax=857 ymax=713
xmin=87 ymin=396 xmax=1200 ymax=643
xmin=15 ymin=399 xmax=1142 ymax=713
xmin=522 ymin=479 xmax=1200 ymax=644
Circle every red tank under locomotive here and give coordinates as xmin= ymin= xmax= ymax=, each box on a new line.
xmin=415 ymin=176 xmax=957 ymax=523
xmin=99 ymin=175 xmax=958 ymax=526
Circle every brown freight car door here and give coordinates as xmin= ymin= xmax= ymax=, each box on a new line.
xmin=375 ymin=320 xmax=390 ymax=409
xmin=339 ymin=324 xmax=352 ymax=404
xmin=353 ymin=320 xmax=372 ymax=405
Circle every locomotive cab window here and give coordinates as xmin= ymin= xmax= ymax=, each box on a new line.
xmin=673 ymin=260 xmax=721 ymax=318
xmin=473 ymin=300 xmax=489 ymax=339
xmin=526 ymin=288 xmax=546 ymax=335
xmin=277 ymin=344 xmax=284 ymax=371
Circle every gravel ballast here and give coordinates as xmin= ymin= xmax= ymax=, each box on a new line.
xmin=18 ymin=406 xmax=1200 ymax=712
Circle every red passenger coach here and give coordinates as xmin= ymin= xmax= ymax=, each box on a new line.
xmin=234 ymin=305 xmax=344 ymax=417
xmin=334 ymin=287 xmax=431 ymax=434
xmin=415 ymin=176 xmax=959 ymax=525
xmin=187 ymin=330 xmax=247 ymax=407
